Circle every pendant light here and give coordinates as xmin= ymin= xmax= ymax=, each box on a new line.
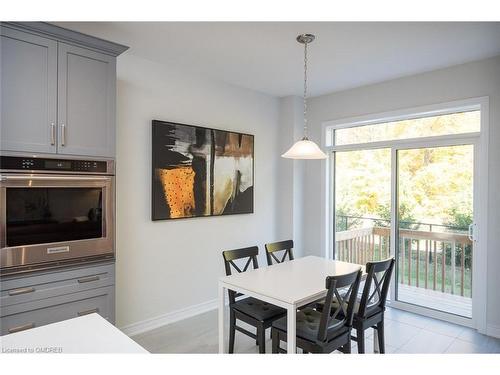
xmin=282 ymin=34 xmax=327 ymax=160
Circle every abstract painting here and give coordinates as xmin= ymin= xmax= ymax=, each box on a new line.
xmin=152 ymin=120 xmax=254 ymax=220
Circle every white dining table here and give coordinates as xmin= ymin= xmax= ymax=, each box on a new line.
xmin=218 ymin=255 xmax=373 ymax=354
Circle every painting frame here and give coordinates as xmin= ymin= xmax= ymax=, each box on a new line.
xmin=151 ymin=120 xmax=255 ymax=221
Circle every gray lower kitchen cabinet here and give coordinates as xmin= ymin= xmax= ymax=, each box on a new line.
xmin=1 ymin=262 xmax=115 ymax=308
xmin=0 ymin=22 xmax=127 ymax=158
xmin=0 ymin=261 xmax=116 ymax=335
xmin=1 ymin=286 xmax=115 ymax=335
xmin=0 ymin=26 xmax=58 ymax=154
xmin=57 ymin=43 xmax=116 ymax=157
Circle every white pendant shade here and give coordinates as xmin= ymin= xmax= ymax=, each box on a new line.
xmin=281 ymin=138 xmax=327 ymax=159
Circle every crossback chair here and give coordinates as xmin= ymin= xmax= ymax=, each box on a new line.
xmin=352 ymin=258 xmax=395 ymax=353
xmin=271 ymin=268 xmax=362 ymax=354
xmin=265 ymin=240 xmax=294 ymax=266
xmin=222 ymin=246 xmax=286 ymax=353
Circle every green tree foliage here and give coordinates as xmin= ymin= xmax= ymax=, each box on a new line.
xmin=374 ymin=203 xmax=415 ymax=229
xmin=336 ymin=144 xmax=473 ymax=231
xmin=445 ymin=208 xmax=473 ymax=230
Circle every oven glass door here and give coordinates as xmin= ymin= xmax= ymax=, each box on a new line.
xmin=6 ymin=187 xmax=104 ymax=247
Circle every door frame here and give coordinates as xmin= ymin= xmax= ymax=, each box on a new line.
xmin=321 ymin=96 xmax=489 ymax=333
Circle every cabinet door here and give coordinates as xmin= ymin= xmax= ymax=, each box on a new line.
xmin=57 ymin=43 xmax=116 ymax=157
xmin=0 ymin=26 xmax=57 ymax=153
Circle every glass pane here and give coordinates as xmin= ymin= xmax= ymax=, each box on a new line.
xmin=6 ymin=188 xmax=103 ymax=246
xmin=396 ymin=145 xmax=473 ymax=318
xmin=334 ymin=148 xmax=391 ymax=264
xmin=335 ymin=110 xmax=480 ymax=146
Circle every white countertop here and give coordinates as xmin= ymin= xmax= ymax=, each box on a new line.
xmin=0 ymin=314 xmax=148 ymax=354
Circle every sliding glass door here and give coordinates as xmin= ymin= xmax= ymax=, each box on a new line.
xmin=395 ymin=145 xmax=474 ymax=318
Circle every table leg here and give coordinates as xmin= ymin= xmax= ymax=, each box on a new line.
xmin=218 ymin=282 xmax=226 ymax=354
xmin=286 ymin=306 xmax=296 ymax=354
xmin=373 ymin=328 xmax=380 ymax=353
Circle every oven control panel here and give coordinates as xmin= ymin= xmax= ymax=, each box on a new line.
xmin=0 ymin=156 xmax=109 ymax=173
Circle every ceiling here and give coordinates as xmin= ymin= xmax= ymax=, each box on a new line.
xmin=55 ymin=22 xmax=500 ymax=97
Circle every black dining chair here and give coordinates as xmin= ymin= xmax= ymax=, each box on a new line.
xmin=351 ymin=258 xmax=395 ymax=353
xmin=222 ymin=246 xmax=287 ymax=354
xmin=265 ymin=240 xmax=294 ymax=266
xmin=271 ymin=268 xmax=362 ymax=354
xmin=315 ymin=258 xmax=395 ymax=353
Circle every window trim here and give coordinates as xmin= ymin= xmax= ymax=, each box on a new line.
xmin=323 ymin=97 xmax=484 ymax=149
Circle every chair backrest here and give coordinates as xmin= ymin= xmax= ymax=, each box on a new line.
xmin=357 ymin=258 xmax=395 ymax=318
xmin=222 ymin=246 xmax=259 ymax=304
xmin=265 ymin=240 xmax=294 ymax=266
xmin=317 ymin=268 xmax=362 ymax=342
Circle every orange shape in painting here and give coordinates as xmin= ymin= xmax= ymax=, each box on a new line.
xmin=157 ymin=167 xmax=196 ymax=218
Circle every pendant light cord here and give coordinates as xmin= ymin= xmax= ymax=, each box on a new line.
xmin=303 ymin=40 xmax=308 ymax=140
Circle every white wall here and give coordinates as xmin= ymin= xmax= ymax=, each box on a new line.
xmin=115 ymin=54 xmax=283 ymax=329
xmin=302 ymin=56 xmax=500 ymax=335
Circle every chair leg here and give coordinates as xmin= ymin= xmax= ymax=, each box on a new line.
xmin=257 ymin=324 xmax=266 ymax=354
xmin=356 ymin=328 xmax=365 ymax=354
xmin=271 ymin=328 xmax=280 ymax=354
xmin=228 ymin=310 xmax=236 ymax=354
xmin=342 ymin=337 xmax=351 ymax=354
xmin=377 ymin=321 xmax=385 ymax=354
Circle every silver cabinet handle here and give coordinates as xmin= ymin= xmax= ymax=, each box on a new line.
xmin=61 ymin=123 xmax=66 ymax=146
xmin=78 ymin=308 xmax=99 ymax=317
xmin=8 ymin=322 xmax=35 ymax=333
xmin=8 ymin=287 xmax=35 ymax=296
xmin=77 ymin=275 xmax=100 ymax=283
xmin=50 ymin=123 xmax=56 ymax=145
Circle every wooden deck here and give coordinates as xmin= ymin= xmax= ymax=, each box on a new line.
xmin=397 ymin=283 xmax=472 ymax=318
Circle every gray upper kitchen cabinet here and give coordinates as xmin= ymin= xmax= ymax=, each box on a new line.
xmin=0 ymin=22 xmax=127 ymax=158
xmin=0 ymin=26 xmax=58 ymax=154
xmin=57 ymin=43 xmax=116 ymax=157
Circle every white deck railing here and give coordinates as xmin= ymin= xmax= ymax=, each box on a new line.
xmin=335 ymin=226 xmax=472 ymax=297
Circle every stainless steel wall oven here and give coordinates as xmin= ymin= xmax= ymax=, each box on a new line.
xmin=0 ymin=155 xmax=115 ymax=275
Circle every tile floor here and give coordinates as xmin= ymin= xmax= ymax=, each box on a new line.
xmin=132 ymin=307 xmax=500 ymax=354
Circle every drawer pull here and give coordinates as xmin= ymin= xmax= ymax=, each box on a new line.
xmin=77 ymin=275 xmax=100 ymax=283
xmin=8 ymin=287 xmax=35 ymax=296
xmin=78 ymin=308 xmax=99 ymax=317
xmin=8 ymin=322 xmax=35 ymax=333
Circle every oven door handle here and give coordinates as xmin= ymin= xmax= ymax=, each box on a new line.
xmin=0 ymin=175 xmax=112 ymax=181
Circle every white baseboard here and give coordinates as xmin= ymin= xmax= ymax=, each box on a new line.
xmin=487 ymin=324 xmax=500 ymax=339
xmin=119 ymin=298 xmax=218 ymax=337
